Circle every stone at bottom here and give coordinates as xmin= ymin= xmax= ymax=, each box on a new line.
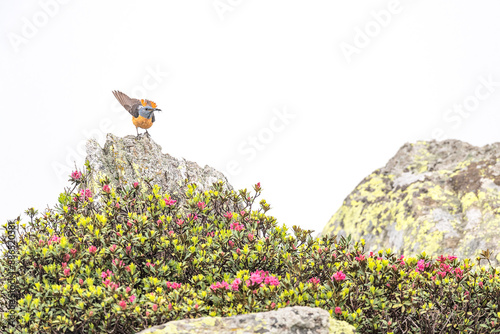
xmin=135 ymin=306 xmax=355 ymax=334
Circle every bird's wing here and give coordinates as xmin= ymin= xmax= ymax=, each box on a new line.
xmin=112 ymin=90 xmax=141 ymax=117
xmin=141 ymin=99 xmax=158 ymax=109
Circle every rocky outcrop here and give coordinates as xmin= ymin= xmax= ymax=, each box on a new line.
xmin=85 ymin=133 xmax=233 ymax=197
xmin=322 ymin=140 xmax=500 ymax=264
xmin=135 ymin=306 xmax=355 ymax=334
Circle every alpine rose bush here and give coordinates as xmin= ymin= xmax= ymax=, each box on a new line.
xmin=1 ymin=165 xmax=500 ymax=333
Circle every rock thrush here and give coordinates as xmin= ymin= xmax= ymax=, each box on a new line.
xmin=112 ymin=90 xmax=161 ymax=136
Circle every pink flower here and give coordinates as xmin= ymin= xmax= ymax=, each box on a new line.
xmin=228 ymin=240 xmax=234 ymax=248
xmin=64 ymin=268 xmax=70 ymax=276
xmin=62 ymin=262 xmax=67 ymax=268
xmin=109 ymin=244 xmax=117 ymax=252
xmin=133 ymin=182 xmax=139 ymax=188
xmin=224 ymin=211 xmax=233 ymax=219
xmin=440 ymin=263 xmax=452 ymax=274
xmin=103 ymin=184 xmax=111 ymax=193
xmin=71 ymin=171 xmax=82 ymax=180
xmin=355 ymin=254 xmax=365 ymax=261
xmin=187 ymin=213 xmax=198 ymax=220
xmin=448 ymin=255 xmax=457 ymax=261
xmin=112 ymin=258 xmax=124 ymax=267
xmin=125 ymin=266 xmax=131 ymax=272
xmin=248 ymin=233 xmax=254 ymax=241
xmin=230 ymin=222 xmax=244 ymax=231
xmin=309 ymin=277 xmax=320 ymax=285
xmin=335 ymin=307 xmax=342 ymax=314
xmin=270 ymin=302 xmax=275 ymax=308
xmin=176 ymin=219 xmax=184 ymax=226
xmin=79 ymin=189 xmax=92 ymax=201
xmin=255 ymin=182 xmax=261 ymax=190
xmin=197 ymin=201 xmax=206 ymax=209
xmin=126 ymin=287 xmax=131 ymax=293
xmin=231 ymin=278 xmax=241 ymax=291
xmin=332 ymin=271 xmax=346 ymax=281
xmin=129 ymin=295 xmax=136 ymax=303
xmin=88 ymin=246 xmax=97 ymax=254
xmin=168 ymin=303 xmax=172 ymax=311
xmin=63 ymin=254 xmax=70 ymax=262
xmin=164 ymin=197 xmax=177 ymax=206
xmin=146 ymin=311 xmax=150 ymax=317
xmin=436 ymin=255 xmax=447 ymax=263
xmin=102 ymin=278 xmax=119 ymax=290
xmin=479 ymin=281 xmax=483 ymax=287
xmin=70 ymin=248 xmax=77 ymax=255
xmin=119 ymin=300 xmax=127 ymax=310
xmin=415 ymin=259 xmax=431 ymax=272
xmin=126 ymin=245 xmax=131 ymax=253
xmin=79 ymin=279 xmax=84 ymax=285
xmin=166 ymin=281 xmax=182 ymax=289
xmin=49 ymin=235 xmax=61 ymax=243
xmin=145 ymin=262 xmax=155 ymax=267
xmin=250 ymin=272 xmax=264 ymax=285
xmin=264 ymin=275 xmax=280 ymax=286
xmin=152 ymin=304 xmax=158 ymax=311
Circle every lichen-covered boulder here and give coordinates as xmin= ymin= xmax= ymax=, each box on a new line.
xmin=322 ymin=140 xmax=500 ymax=264
xmin=135 ymin=306 xmax=356 ymax=334
xmin=85 ymin=133 xmax=233 ymax=198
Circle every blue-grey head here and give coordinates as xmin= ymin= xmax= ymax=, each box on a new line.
xmin=138 ymin=106 xmax=162 ymax=119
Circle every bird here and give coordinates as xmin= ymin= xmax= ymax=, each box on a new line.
xmin=112 ymin=90 xmax=162 ymax=136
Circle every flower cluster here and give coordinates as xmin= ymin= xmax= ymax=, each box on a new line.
xmin=230 ymin=222 xmax=244 ymax=231
xmin=166 ymin=281 xmax=182 ymax=290
xmin=3 ymin=172 xmax=500 ymax=334
xmin=71 ymin=171 xmax=82 ymax=180
xmin=210 ymin=278 xmax=241 ymax=292
xmin=78 ymin=188 xmax=92 ymax=201
xmin=164 ymin=197 xmax=177 ymax=206
xmin=331 ymin=270 xmax=346 ymax=281
xmin=246 ymin=270 xmax=280 ymax=287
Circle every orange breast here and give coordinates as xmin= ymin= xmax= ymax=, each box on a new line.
xmin=132 ymin=116 xmax=153 ymax=129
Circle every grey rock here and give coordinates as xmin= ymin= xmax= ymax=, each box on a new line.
xmin=322 ymin=139 xmax=500 ymax=265
xmin=85 ymin=133 xmax=233 ymax=199
xmin=135 ymin=306 xmax=356 ymax=334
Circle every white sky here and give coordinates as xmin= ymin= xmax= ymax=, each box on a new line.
xmin=1 ymin=0 xmax=500 ymax=237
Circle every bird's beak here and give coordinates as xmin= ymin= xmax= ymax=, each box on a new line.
xmin=155 ymin=108 xmax=162 ymax=112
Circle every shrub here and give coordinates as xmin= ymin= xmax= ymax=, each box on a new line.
xmin=1 ymin=164 xmax=500 ymax=333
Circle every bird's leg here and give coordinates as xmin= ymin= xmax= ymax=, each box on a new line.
xmin=145 ymin=129 xmax=150 ymax=137
xmin=136 ymin=127 xmax=139 ymax=137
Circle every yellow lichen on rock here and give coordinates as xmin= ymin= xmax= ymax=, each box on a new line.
xmin=322 ymin=140 xmax=500 ymax=264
